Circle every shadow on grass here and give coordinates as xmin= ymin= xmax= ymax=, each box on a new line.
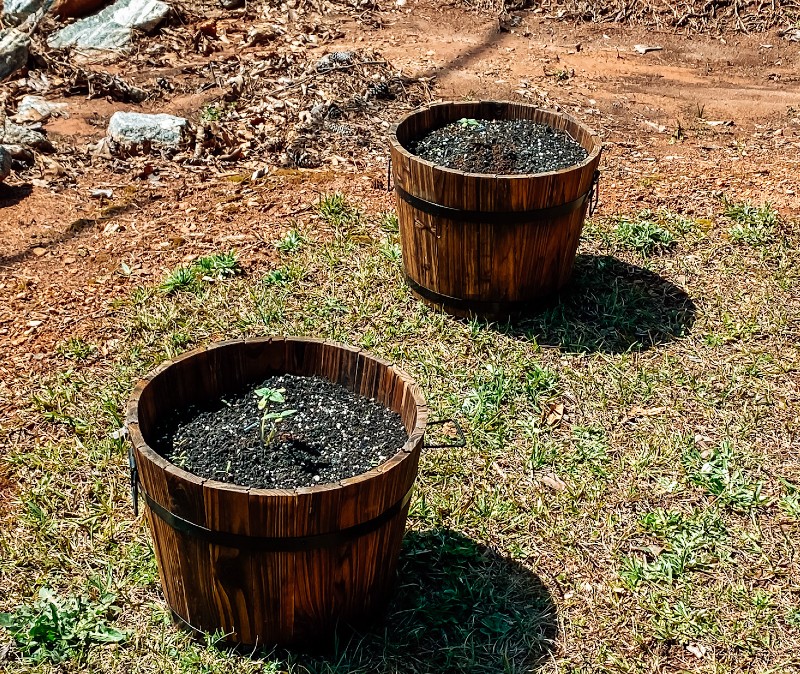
xmin=497 ymin=254 xmax=697 ymax=354
xmin=292 ymin=529 xmax=557 ymax=673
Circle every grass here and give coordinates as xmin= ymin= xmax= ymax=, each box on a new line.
xmin=722 ymin=198 xmax=779 ymax=246
xmin=0 ymin=579 xmax=127 ymax=663
xmin=613 ymin=211 xmax=677 ymax=255
xmin=275 ymin=228 xmax=306 ymax=253
xmin=160 ymin=251 xmax=242 ymax=294
xmin=1 ymin=191 xmax=799 ymax=673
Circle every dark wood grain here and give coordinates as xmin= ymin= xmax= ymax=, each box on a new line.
xmin=389 ymin=101 xmax=603 ymax=317
xmin=128 ymin=338 xmax=426 ymax=649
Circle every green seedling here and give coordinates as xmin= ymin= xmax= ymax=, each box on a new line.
xmin=457 ymin=117 xmax=483 ymax=129
xmin=255 ymin=387 xmax=297 ymax=445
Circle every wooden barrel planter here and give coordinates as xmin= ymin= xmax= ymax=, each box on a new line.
xmin=127 ymin=337 xmax=427 ymax=649
xmin=390 ymin=101 xmax=602 ymax=316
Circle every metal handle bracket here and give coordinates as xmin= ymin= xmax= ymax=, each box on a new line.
xmin=424 ymin=418 xmax=467 ymax=449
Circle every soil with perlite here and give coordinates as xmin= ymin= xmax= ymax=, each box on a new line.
xmin=409 ymin=119 xmax=589 ymax=174
xmin=153 ymin=374 xmax=408 ymax=489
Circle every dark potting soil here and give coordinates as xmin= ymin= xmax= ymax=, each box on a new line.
xmin=153 ymin=374 xmax=408 ymax=490
xmin=409 ymin=118 xmax=588 ymax=174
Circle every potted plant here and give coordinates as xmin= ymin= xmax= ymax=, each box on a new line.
xmin=127 ymin=337 xmax=427 ymax=648
xmin=389 ymin=100 xmax=602 ymax=316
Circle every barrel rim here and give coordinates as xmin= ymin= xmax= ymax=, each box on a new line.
xmin=389 ymin=100 xmax=602 ymax=180
xmin=128 ymin=336 xmax=427 ymax=500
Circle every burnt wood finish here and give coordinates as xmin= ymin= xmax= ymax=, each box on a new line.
xmin=127 ymin=337 xmax=427 ymax=648
xmin=389 ymin=101 xmax=603 ymax=317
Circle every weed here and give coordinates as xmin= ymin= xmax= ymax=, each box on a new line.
xmin=648 ymin=599 xmax=717 ymax=644
xmin=722 ymin=197 xmax=778 ymax=246
xmin=379 ymin=240 xmax=402 ymax=262
xmin=56 ymin=337 xmax=96 ymax=361
xmin=275 ymin=229 xmax=305 ymax=253
xmin=462 ymin=365 xmax=510 ymax=424
xmin=522 ymin=364 xmax=559 ymax=405
xmin=0 ymin=580 xmax=127 ymax=663
xmin=620 ymin=509 xmax=728 ymax=588
xmin=682 ymin=441 xmax=769 ymax=511
xmin=567 ymin=426 xmax=609 ymax=476
xmin=377 ymin=210 xmax=399 ymax=233
xmin=161 ymin=251 xmax=241 ymax=294
xmin=317 ymin=192 xmax=359 ymax=230
xmin=694 ymin=102 xmax=706 ymax=119
xmin=160 ymin=265 xmax=196 ymax=294
xmin=199 ymin=103 xmax=229 ymax=123
xmin=614 ymin=212 xmax=676 ymax=255
xmin=194 ymin=251 xmax=242 ymax=279
xmin=263 ymin=267 xmax=292 ymax=286
xmin=779 ymin=480 xmax=800 ymax=519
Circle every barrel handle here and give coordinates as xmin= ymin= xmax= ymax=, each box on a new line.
xmin=129 ymin=445 xmax=139 ymax=517
xmin=588 ymin=170 xmax=600 ymax=216
xmin=423 ymin=418 xmax=467 ymax=449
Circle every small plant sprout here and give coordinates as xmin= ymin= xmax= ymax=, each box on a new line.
xmin=160 ymin=251 xmax=241 ymax=294
xmin=457 ymin=117 xmax=483 ymax=129
xmin=275 ymin=229 xmax=305 ymax=253
xmin=254 ymin=387 xmax=297 ymax=445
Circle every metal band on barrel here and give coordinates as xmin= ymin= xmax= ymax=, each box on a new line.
xmin=405 ymin=274 xmax=559 ymax=315
xmin=394 ymin=172 xmax=598 ymax=225
xmin=137 ymin=482 xmax=414 ymax=552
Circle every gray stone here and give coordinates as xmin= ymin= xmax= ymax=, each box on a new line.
xmin=12 ymin=95 xmax=69 ymax=123
xmin=0 ymin=146 xmax=11 ymax=183
xmin=107 ymin=111 xmax=189 ymax=151
xmin=1 ymin=120 xmax=53 ymax=152
xmin=47 ymin=0 xmax=170 ymax=52
xmin=0 ymin=28 xmax=31 ymax=80
xmin=1 ymin=0 xmax=50 ymax=25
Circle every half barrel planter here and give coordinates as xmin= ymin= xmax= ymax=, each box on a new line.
xmin=127 ymin=337 xmax=427 ymax=649
xmin=390 ymin=100 xmax=602 ymax=316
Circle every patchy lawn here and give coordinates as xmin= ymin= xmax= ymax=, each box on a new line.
xmin=1 ymin=187 xmax=798 ymax=673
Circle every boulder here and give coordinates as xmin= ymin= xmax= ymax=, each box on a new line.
xmin=47 ymin=0 xmax=170 ymax=52
xmin=1 ymin=120 xmax=53 ymax=152
xmin=0 ymin=28 xmax=31 ymax=80
xmin=1 ymin=0 xmax=51 ymax=25
xmin=107 ymin=111 xmax=189 ymax=152
xmin=0 ymin=146 xmax=11 ymax=183
xmin=12 ymin=95 xmax=69 ymax=123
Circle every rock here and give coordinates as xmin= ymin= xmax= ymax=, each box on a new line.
xmin=1 ymin=120 xmax=53 ymax=152
xmin=0 ymin=146 xmax=11 ymax=183
xmin=0 ymin=143 xmax=35 ymax=163
xmin=219 ymin=0 xmax=243 ymax=8
xmin=12 ymin=95 xmax=69 ymax=123
xmin=47 ymin=0 xmax=170 ymax=52
xmin=0 ymin=28 xmax=31 ymax=80
xmin=1 ymin=0 xmax=51 ymax=25
xmin=107 ymin=111 xmax=190 ymax=152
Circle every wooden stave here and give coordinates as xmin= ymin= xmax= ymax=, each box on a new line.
xmin=128 ymin=337 xmax=426 ymax=646
xmin=390 ymin=101 xmax=601 ymax=211
xmin=388 ymin=101 xmax=603 ymax=312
